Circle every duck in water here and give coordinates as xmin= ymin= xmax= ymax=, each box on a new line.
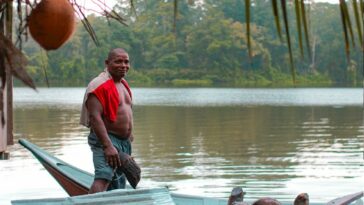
xmin=294 ymin=193 xmax=309 ymax=205
xmin=227 ymin=187 xmax=249 ymax=205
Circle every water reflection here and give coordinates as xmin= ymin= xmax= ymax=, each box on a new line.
xmin=14 ymin=87 xmax=363 ymax=107
xmin=133 ymin=106 xmax=363 ymax=202
xmin=4 ymin=104 xmax=362 ymax=204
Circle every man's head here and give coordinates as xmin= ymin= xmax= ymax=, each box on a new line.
xmin=252 ymin=197 xmax=282 ymax=205
xmin=105 ymin=48 xmax=130 ymax=81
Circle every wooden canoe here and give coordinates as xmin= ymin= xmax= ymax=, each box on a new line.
xmin=18 ymin=139 xmax=363 ymax=205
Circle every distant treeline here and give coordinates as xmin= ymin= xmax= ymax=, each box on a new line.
xmin=17 ymin=0 xmax=363 ymax=87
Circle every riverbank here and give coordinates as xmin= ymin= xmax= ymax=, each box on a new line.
xmin=15 ymin=67 xmax=360 ymax=88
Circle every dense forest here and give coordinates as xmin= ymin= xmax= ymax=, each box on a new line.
xmin=17 ymin=0 xmax=363 ymax=87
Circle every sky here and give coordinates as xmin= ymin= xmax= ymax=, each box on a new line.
xmin=82 ymin=0 xmax=118 ymax=14
xmin=314 ymin=0 xmax=338 ymax=3
xmin=84 ymin=0 xmax=339 ymax=14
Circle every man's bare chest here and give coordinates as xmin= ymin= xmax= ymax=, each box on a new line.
xmin=115 ymin=83 xmax=132 ymax=105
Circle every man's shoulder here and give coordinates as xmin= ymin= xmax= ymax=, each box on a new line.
xmin=87 ymin=72 xmax=111 ymax=91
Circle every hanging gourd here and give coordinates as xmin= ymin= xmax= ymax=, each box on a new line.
xmin=28 ymin=0 xmax=75 ymax=50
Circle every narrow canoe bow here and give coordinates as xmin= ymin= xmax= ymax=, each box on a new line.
xmin=19 ymin=139 xmax=92 ymax=196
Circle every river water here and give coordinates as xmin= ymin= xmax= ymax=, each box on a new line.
xmin=0 ymin=87 xmax=363 ymax=204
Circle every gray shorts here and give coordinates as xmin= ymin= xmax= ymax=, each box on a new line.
xmin=88 ymin=132 xmax=132 ymax=190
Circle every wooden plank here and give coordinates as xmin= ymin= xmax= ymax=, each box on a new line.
xmin=0 ymin=2 xmax=6 ymax=154
xmin=171 ymin=193 xmax=228 ymax=205
xmin=0 ymin=80 xmax=8 ymax=155
xmin=11 ymin=198 xmax=66 ymax=205
xmin=5 ymin=0 xmax=13 ymax=146
xmin=12 ymin=188 xmax=176 ymax=205
xmin=0 ymin=0 xmax=13 ymax=156
xmin=6 ymin=72 xmax=13 ymax=146
xmin=0 ymin=130 xmax=5 ymax=153
xmin=326 ymin=191 xmax=363 ymax=205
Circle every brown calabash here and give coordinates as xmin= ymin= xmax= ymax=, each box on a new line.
xmin=28 ymin=0 xmax=75 ymax=50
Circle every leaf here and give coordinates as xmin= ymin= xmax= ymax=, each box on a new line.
xmin=129 ymin=0 xmax=137 ymax=17
xmin=0 ymin=33 xmax=36 ymax=89
xmin=245 ymin=0 xmax=252 ymax=58
xmin=73 ymin=2 xmax=99 ymax=46
xmin=108 ymin=9 xmax=129 ymax=26
xmin=341 ymin=0 xmax=355 ymax=47
xmin=271 ymin=0 xmax=282 ymax=41
xmin=360 ymin=0 xmax=364 ymax=21
xmin=300 ymin=0 xmax=311 ymax=60
xmin=339 ymin=0 xmax=350 ymax=60
xmin=281 ymin=0 xmax=295 ymax=84
xmin=40 ymin=50 xmax=49 ymax=87
xmin=352 ymin=0 xmax=363 ymax=48
xmin=173 ymin=0 xmax=178 ymax=35
xmin=294 ymin=0 xmax=304 ymax=58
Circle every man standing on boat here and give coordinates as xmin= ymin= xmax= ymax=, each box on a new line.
xmin=80 ymin=48 xmax=138 ymax=193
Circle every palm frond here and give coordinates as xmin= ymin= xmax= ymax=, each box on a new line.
xmin=359 ymin=0 xmax=364 ymax=21
xmin=300 ymin=0 xmax=311 ymax=60
xmin=0 ymin=33 xmax=36 ymax=89
xmin=341 ymin=0 xmax=355 ymax=47
xmin=5 ymin=0 xmax=11 ymax=37
xmin=339 ymin=0 xmax=351 ymax=60
xmin=352 ymin=0 xmax=363 ymax=48
xmin=271 ymin=0 xmax=282 ymax=41
xmin=294 ymin=0 xmax=304 ymax=58
xmin=108 ymin=9 xmax=128 ymax=26
xmin=40 ymin=49 xmax=49 ymax=87
xmin=281 ymin=0 xmax=295 ymax=84
xmin=173 ymin=0 xmax=178 ymax=35
xmin=360 ymin=0 xmax=364 ymax=49
xmin=73 ymin=3 xmax=99 ymax=46
xmin=129 ymin=0 xmax=137 ymax=17
xmin=245 ymin=0 xmax=252 ymax=59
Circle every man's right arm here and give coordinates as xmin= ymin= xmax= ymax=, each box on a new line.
xmin=86 ymin=94 xmax=121 ymax=168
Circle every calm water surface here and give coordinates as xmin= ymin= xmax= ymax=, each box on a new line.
xmin=0 ymin=87 xmax=363 ymax=204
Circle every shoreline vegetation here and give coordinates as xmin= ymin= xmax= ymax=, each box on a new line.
xmin=19 ymin=1 xmax=362 ymax=89
xmin=15 ymin=67 xmax=339 ymax=88
xmin=15 ymin=67 xmax=359 ymax=88
xmin=15 ymin=69 xmax=356 ymax=88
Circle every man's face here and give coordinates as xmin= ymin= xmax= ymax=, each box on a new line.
xmin=106 ymin=52 xmax=130 ymax=80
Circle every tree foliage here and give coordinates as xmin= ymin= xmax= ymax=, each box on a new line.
xmin=18 ymin=0 xmax=363 ymax=87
